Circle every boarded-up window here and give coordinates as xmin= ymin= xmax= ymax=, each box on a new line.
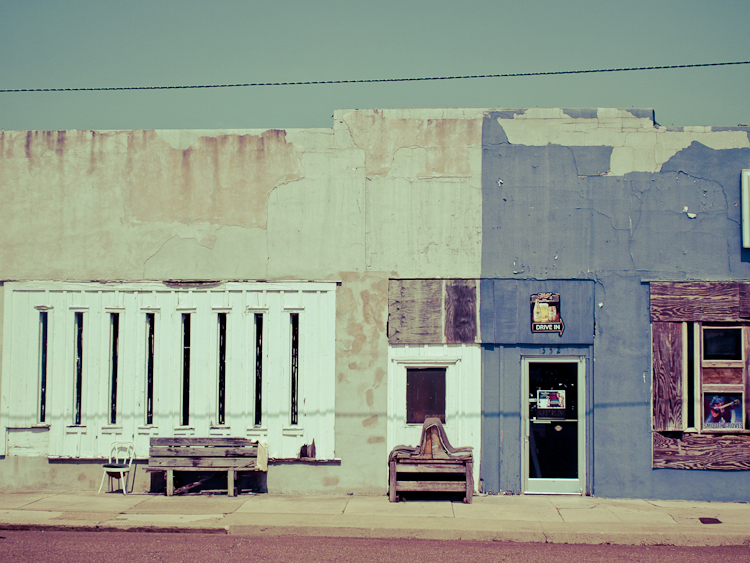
xmin=650 ymin=282 xmax=750 ymax=469
xmin=388 ymin=279 xmax=477 ymax=345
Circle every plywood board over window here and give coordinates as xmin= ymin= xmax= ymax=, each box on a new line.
xmin=650 ymin=282 xmax=750 ymax=470
xmin=652 ymin=322 xmax=683 ymax=432
xmin=388 ymin=280 xmax=478 ymax=345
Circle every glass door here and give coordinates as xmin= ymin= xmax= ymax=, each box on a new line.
xmin=523 ymin=357 xmax=585 ymax=494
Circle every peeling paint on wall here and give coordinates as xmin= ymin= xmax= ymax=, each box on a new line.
xmin=481 ymin=109 xmax=750 ymax=501
xmin=495 ymin=108 xmax=750 ymax=176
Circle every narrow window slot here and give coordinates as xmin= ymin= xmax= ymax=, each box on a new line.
xmin=254 ymin=313 xmax=263 ymax=426
xmin=74 ymin=312 xmax=84 ymax=425
xmin=290 ymin=313 xmax=299 ymax=426
xmin=145 ymin=313 xmax=155 ymax=425
xmin=38 ymin=312 xmax=48 ymax=423
xmin=217 ymin=313 xmax=227 ymax=425
xmin=181 ymin=313 xmax=191 ymax=426
xmin=109 ymin=313 xmax=120 ymax=425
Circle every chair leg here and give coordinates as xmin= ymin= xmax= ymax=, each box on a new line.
xmin=98 ymin=472 xmax=107 ymax=494
xmin=120 ymin=474 xmax=126 ymax=495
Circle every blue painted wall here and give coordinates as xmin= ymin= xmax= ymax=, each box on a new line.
xmin=480 ymin=110 xmax=750 ymax=501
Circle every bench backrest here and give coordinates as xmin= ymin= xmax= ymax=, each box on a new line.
xmin=150 ymin=437 xmax=259 ymax=458
xmin=148 ymin=437 xmax=268 ymax=471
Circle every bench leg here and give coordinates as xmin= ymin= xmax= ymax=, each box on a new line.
xmin=465 ymin=461 xmax=474 ymax=504
xmin=166 ymin=469 xmax=174 ymax=497
xmin=389 ymin=460 xmax=397 ymax=502
xmin=228 ymin=469 xmax=235 ymax=497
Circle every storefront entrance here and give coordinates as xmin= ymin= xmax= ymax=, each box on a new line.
xmin=522 ymin=357 xmax=586 ymax=494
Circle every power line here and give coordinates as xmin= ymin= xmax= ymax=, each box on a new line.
xmin=1 ymin=60 xmax=748 ymax=93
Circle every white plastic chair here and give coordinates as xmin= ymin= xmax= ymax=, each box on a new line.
xmin=98 ymin=441 xmax=135 ymax=495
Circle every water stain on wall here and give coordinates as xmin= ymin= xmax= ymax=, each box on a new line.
xmin=344 ymin=110 xmax=478 ymax=178
xmin=125 ymin=130 xmax=302 ymax=228
xmin=361 ymin=415 xmax=378 ymax=428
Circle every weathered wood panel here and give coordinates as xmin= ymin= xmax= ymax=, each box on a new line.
xmin=147 ymin=457 xmax=259 ymax=468
xmin=650 ymin=282 xmax=740 ymax=322
xmin=444 ymin=280 xmax=477 ymax=343
xmin=150 ymin=437 xmax=257 ymax=447
xmin=745 ymin=328 xmax=750 ymax=432
xmin=652 ymin=322 xmax=683 ymax=431
xmin=702 ymin=367 xmax=744 ymax=385
xmin=653 ymin=432 xmax=750 ymax=470
xmin=395 ymin=464 xmax=467 ymax=473
xmin=388 ymin=279 xmax=443 ymax=344
xmin=149 ymin=446 xmax=258 ymax=457
xmin=396 ymin=481 xmax=467 ymax=492
xmin=741 ymin=283 xmax=750 ymax=318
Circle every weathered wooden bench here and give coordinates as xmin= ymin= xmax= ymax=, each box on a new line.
xmin=147 ymin=437 xmax=268 ymax=496
xmin=389 ymin=418 xmax=474 ymax=503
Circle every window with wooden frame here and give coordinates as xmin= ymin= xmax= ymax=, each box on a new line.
xmin=700 ymin=326 xmax=744 ymax=431
xmin=650 ymin=282 xmax=750 ymax=470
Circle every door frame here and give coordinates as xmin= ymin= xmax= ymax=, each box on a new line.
xmin=522 ymin=356 xmax=586 ymax=494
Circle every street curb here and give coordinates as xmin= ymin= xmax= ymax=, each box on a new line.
xmin=1 ymin=521 xmax=749 ymax=547
xmin=0 ymin=524 xmax=227 ymax=534
xmin=224 ymin=524 xmax=750 ymax=546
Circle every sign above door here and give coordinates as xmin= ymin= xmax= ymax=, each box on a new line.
xmin=531 ymin=293 xmax=565 ymax=336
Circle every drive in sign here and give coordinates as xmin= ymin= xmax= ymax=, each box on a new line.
xmin=530 ymin=293 xmax=565 ymax=336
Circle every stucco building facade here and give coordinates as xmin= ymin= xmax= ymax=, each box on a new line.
xmin=1 ymin=108 xmax=749 ymax=501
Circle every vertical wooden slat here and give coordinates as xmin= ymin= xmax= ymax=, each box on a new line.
xmin=740 ymin=283 xmax=750 ymax=319
xmin=681 ymin=322 xmax=688 ymax=428
xmin=444 ymin=280 xmax=477 ymax=344
xmin=652 ymin=322 xmax=683 ymax=431
xmin=389 ymin=459 xmax=397 ymax=502
xmin=745 ymin=328 xmax=750 ymax=431
xmin=466 ymin=460 xmax=474 ymax=503
xmin=693 ymin=323 xmax=702 ymax=430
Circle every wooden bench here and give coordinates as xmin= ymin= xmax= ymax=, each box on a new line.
xmin=147 ymin=437 xmax=268 ymax=496
xmin=389 ymin=418 xmax=474 ymax=503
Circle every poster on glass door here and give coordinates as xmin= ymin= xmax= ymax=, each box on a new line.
xmin=530 ymin=293 xmax=565 ymax=336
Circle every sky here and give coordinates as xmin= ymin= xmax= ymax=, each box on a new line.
xmin=0 ymin=0 xmax=748 ymax=131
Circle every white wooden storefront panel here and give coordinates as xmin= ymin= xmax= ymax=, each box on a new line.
xmin=1 ymin=282 xmax=336 ymax=459
xmin=386 ymin=344 xmax=482 ymax=489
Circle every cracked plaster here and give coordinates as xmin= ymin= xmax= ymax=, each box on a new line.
xmin=480 ymin=113 xmax=750 ymax=501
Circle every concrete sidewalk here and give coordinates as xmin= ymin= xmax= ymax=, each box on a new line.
xmin=0 ymin=491 xmax=749 ymax=546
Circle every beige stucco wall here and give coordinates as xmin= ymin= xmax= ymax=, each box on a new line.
xmin=0 ymin=109 xmax=483 ymax=493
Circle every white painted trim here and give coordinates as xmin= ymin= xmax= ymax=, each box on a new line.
xmin=743 ymin=170 xmax=750 ymax=248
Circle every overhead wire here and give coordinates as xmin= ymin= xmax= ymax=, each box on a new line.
xmin=0 ymin=60 xmax=748 ymax=93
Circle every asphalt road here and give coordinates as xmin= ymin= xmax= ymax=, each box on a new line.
xmin=1 ymin=531 xmax=749 ymax=562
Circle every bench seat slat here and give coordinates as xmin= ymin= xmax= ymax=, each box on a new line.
xmin=394 ymin=464 xmax=467 ymax=473
xmin=150 ymin=437 xmax=258 ymax=447
xmin=148 ymin=466 xmax=260 ymax=472
xmin=149 ymin=446 xmax=258 ymax=457
xmin=395 ymin=481 xmax=467 ymax=492
xmin=148 ymin=458 xmax=258 ymax=468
